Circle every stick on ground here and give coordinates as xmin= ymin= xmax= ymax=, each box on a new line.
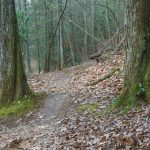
xmin=85 ymin=67 xmax=121 ymax=86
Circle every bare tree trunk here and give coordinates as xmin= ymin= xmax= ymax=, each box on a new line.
xmin=44 ymin=0 xmax=48 ymax=72
xmin=36 ymin=16 xmax=41 ymax=74
xmin=23 ymin=0 xmax=31 ymax=73
xmin=83 ymin=0 xmax=88 ymax=61
xmin=105 ymin=0 xmax=111 ymax=40
xmin=58 ymin=0 xmax=64 ymax=70
xmin=65 ymin=27 xmax=75 ymax=65
xmin=0 ymin=0 xmax=31 ymax=106
xmin=121 ymin=0 xmax=150 ymax=103
xmin=91 ymin=0 xmax=95 ymax=51
xmin=59 ymin=19 xmax=64 ymax=70
xmin=33 ymin=1 xmax=41 ymax=74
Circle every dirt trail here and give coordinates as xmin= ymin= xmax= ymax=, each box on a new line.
xmin=0 ymin=62 xmax=94 ymax=150
xmin=0 ymin=56 xmax=149 ymax=150
xmin=38 ymin=72 xmax=72 ymax=122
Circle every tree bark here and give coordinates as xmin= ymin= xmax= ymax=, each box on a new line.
xmin=83 ymin=0 xmax=88 ymax=61
xmin=105 ymin=0 xmax=111 ymax=40
xmin=122 ymin=0 xmax=150 ymax=103
xmin=58 ymin=0 xmax=64 ymax=70
xmin=23 ymin=0 xmax=31 ymax=73
xmin=0 ymin=0 xmax=31 ymax=105
xmin=44 ymin=0 xmax=54 ymax=72
xmin=44 ymin=0 xmax=49 ymax=72
xmin=33 ymin=1 xmax=41 ymax=74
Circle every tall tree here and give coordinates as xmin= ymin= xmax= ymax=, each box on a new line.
xmin=58 ymin=0 xmax=64 ymax=70
xmin=34 ymin=1 xmax=41 ymax=74
xmin=121 ymin=0 xmax=150 ymax=103
xmin=83 ymin=0 xmax=88 ymax=61
xmin=23 ymin=0 xmax=32 ymax=73
xmin=0 ymin=0 xmax=31 ymax=105
xmin=44 ymin=0 xmax=50 ymax=72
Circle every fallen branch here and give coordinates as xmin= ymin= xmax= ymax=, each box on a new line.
xmin=64 ymin=16 xmax=111 ymax=49
xmin=89 ymin=24 xmax=127 ymax=60
xmin=89 ymin=50 xmax=103 ymax=59
xmin=85 ymin=67 xmax=121 ymax=86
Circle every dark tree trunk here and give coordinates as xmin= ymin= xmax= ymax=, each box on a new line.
xmin=122 ymin=0 xmax=150 ymax=103
xmin=0 ymin=0 xmax=31 ymax=106
xmin=44 ymin=0 xmax=54 ymax=72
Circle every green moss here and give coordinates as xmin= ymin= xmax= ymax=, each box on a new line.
xmin=77 ymin=103 xmax=99 ymax=113
xmin=146 ymin=90 xmax=150 ymax=103
xmin=110 ymin=80 xmax=149 ymax=114
xmin=0 ymin=93 xmax=45 ymax=117
xmin=0 ymin=89 xmax=2 ymax=97
xmin=110 ymin=95 xmax=140 ymax=115
xmin=144 ymin=64 xmax=150 ymax=102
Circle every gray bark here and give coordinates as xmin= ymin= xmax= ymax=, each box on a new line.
xmin=0 ymin=0 xmax=31 ymax=105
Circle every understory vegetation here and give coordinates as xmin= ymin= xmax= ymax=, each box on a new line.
xmin=0 ymin=94 xmax=45 ymax=117
xmin=0 ymin=97 xmax=35 ymax=117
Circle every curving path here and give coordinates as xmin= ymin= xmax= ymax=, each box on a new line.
xmin=0 ymin=62 xmax=93 ymax=150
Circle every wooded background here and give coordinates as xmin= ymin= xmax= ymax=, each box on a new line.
xmin=15 ymin=0 xmax=126 ymax=74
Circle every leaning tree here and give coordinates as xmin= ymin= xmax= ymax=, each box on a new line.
xmin=121 ymin=0 xmax=150 ymax=103
xmin=0 ymin=0 xmax=31 ymax=106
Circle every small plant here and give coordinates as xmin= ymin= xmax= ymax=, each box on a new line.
xmin=110 ymin=95 xmax=139 ymax=115
xmin=136 ymin=83 xmax=145 ymax=96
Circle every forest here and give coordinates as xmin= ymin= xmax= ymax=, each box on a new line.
xmin=0 ymin=0 xmax=150 ymax=149
xmin=14 ymin=0 xmax=125 ymax=73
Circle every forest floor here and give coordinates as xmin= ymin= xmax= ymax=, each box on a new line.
xmin=0 ymin=52 xmax=150 ymax=150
